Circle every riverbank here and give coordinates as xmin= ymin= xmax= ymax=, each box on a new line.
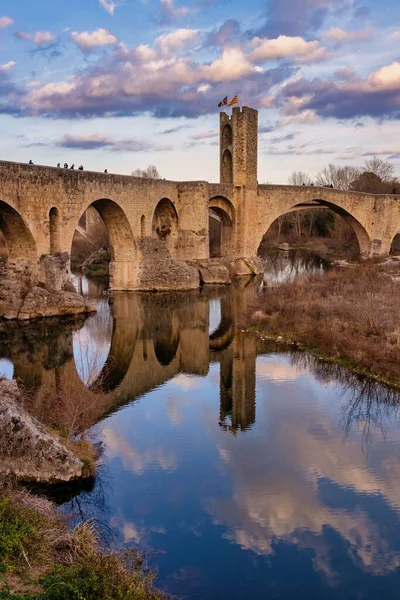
xmin=248 ymin=259 xmax=400 ymax=388
xmin=0 ymin=482 xmax=166 ymax=599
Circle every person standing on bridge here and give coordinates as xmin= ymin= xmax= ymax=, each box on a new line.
xmin=78 ymin=165 xmax=84 ymax=171
xmin=64 ymin=163 xmax=68 ymax=168
xmin=28 ymin=160 xmax=33 ymax=165
xmin=70 ymin=164 xmax=75 ymax=169
xmin=57 ymin=163 xmax=60 ymax=168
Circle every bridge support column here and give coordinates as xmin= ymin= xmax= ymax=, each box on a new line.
xmin=109 ymin=260 xmax=139 ymax=291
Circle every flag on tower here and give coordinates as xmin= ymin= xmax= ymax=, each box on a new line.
xmin=227 ymin=94 xmax=239 ymax=107
xmin=218 ymin=96 xmax=228 ymax=108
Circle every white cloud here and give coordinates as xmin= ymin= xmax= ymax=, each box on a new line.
xmin=99 ymin=0 xmax=121 ymax=15
xmin=0 ymin=16 xmax=13 ymax=29
xmin=249 ymin=35 xmax=328 ymax=63
xmin=191 ymin=129 xmax=219 ymax=140
xmin=155 ymin=28 xmax=199 ymax=54
xmin=71 ymin=28 xmax=118 ymax=51
xmin=367 ymin=61 xmax=400 ymax=91
xmin=34 ymin=31 xmax=55 ymax=45
xmin=202 ymin=46 xmax=255 ymax=82
xmin=280 ymin=110 xmax=320 ymax=126
xmin=259 ymin=95 xmax=275 ymax=108
xmin=161 ymin=0 xmax=190 ymax=21
xmin=0 ymin=61 xmax=16 ymax=72
xmin=323 ymin=27 xmax=372 ymax=42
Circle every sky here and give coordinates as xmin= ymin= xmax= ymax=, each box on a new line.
xmin=0 ymin=0 xmax=399 ymax=183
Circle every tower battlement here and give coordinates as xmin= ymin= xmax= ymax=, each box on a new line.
xmin=220 ymin=106 xmax=258 ymax=188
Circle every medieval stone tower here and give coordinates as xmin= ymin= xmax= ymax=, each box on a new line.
xmin=220 ymin=106 xmax=258 ymax=188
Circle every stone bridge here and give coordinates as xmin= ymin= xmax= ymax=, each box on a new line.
xmin=1 ymin=105 xmax=400 ymax=303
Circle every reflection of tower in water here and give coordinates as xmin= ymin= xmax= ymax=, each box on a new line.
xmin=218 ymin=332 xmax=257 ymax=434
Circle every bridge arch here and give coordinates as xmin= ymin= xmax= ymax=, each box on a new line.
xmin=258 ymin=197 xmax=372 ymax=258
xmin=73 ymin=198 xmax=137 ymax=290
xmin=152 ymin=198 xmax=179 ymax=255
xmin=0 ymin=200 xmax=37 ymax=262
xmin=209 ymin=196 xmax=235 ymax=258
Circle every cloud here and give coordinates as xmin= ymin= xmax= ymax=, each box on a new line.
xmin=322 ymin=26 xmax=372 ymax=43
xmin=99 ymin=0 xmax=122 ymax=15
xmin=71 ymin=28 xmax=118 ymax=51
xmin=14 ymin=31 xmax=32 ymax=41
xmin=21 ymin=34 xmax=293 ymax=119
xmin=191 ymin=129 xmax=219 ymax=139
xmin=204 ymin=19 xmax=241 ymax=47
xmin=0 ymin=62 xmax=15 ymax=72
xmin=34 ymin=31 xmax=56 ymax=45
xmin=160 ymin=124 xmax=193 ymax=134
xmin=278 ymin=61 xmax=400 ymax=121
xmin=155 ymin=29 xmax=199 ymax=54
xmin=160 ymin=0 xmax=190 ymax=24
xmin=254 ymin=0 xmax=352 ymax=38
xmin=0 ymin=16 xmax=13 ymax=29
xmin=56 ymin=133 xmax=171 ymax=152
xmin=249 ymin=35 xmax=328 ymax=64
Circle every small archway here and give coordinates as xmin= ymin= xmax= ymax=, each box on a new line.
xmin=209 ymin=197 xmax=235 ymax=258
xmin=152 ymin=198 xmax=179 ymax=255
xmin=390 ymin=231 xmax=400 ymax=255
xmin=141 ymin=215 xmax=146 ymax=237
xmin=221 ymin=149 xmax=233 ymax=184
xmin=49 ymin=207 xmax=61 ymax=254
xmin=222 ymin=123 xmax=233 ymax=148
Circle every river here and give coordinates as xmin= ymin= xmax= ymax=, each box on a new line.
xmin=1 ymin=249 xmax=400 ymax=600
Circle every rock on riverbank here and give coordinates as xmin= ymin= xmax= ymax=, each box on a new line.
xmin=0 ymin=379 xmax=85 ymax=483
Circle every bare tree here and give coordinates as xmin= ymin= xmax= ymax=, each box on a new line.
xmin=288 ymin=171 xmax=312 ymax=186
xmin=131 ymin=165 xmax=161 ymax=179
xmin=363 ymin=157 xmax=395 ymax=183
xmin=316 ymin=164 xmax=361 ymax=190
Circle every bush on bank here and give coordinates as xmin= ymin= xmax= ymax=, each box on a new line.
xmin=249 ymin=260 xmax=400 ymax=387
xmin=0 ymin=485 xmax=166 ymax=600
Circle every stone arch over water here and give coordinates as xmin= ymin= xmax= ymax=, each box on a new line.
xmin=0 ymin=200 xmax=38 ymax=262
xmin=257 ymin=196 xmax=372 ymax=259
xmin=73 ymin=198 xmax=137 ymax=290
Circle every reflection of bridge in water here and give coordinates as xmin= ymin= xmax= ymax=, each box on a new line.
xmin=0 ymin=276 xmax=264 ymax=433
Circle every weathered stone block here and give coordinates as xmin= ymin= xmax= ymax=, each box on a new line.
xmin=0 ymin=379 xmax=84 ymax=483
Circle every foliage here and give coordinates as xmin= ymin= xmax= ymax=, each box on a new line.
xmin=250 ymin=261 xmax=400 ymax=386
xmin=0 ymin=498 xmax=44 ymax=574
xmin=315 ymin=164 xmax=361 ymax=190
xmin=131 ymin=165 xmax=161 ymax=179
xmin=0 ymin=488 xmax=166 ymax=600
xmin=289 ymin=157 xmax=398 ymax=194
xmin=287 ymin=171 xmax=312 ymax=186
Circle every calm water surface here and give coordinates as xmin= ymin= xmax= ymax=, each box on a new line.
xmin=2 ymin=250 xmax=400 ymax=600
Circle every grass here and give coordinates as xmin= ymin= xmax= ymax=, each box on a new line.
xmin=248 ymin=259 xmax=400 ymax=387
xmin=0 ymin=485 xmax=167 ymax=600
